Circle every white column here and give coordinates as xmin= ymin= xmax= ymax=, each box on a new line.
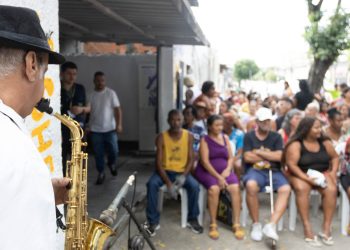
xmin=158 ymin=46 xmax=175 ymax=132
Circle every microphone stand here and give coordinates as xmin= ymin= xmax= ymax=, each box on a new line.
xmin=121 ymin=197 xmax=156 ymax=250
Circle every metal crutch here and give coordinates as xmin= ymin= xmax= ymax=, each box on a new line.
xmin=268 ymin=169 xmax=277 ymax=247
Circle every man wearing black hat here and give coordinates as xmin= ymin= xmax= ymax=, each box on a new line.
xmin=0 ymin=6 xmax=68 ymax=250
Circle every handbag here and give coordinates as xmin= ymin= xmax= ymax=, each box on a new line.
xmin=216 ymin=190 xmax=232 ymax=226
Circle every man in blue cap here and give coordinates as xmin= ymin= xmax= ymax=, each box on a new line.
xmin=0 ymin=6 xmax=68 ymax=250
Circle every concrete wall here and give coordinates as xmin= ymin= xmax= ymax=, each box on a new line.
xmin=60 ymin=38 xmax=84 ymax=55
xmin=173 ymin=45 xmax=220 ymax=98
xmin=65 ymin=54 xmax=156 ymax=142
xmin=67 ymin=46 xmax=217 ymax=143
xmin=0 ymin=0 xmax=63 ymax=248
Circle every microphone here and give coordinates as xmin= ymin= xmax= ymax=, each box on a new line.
xmin=100 ymin=172 xmax=136 ymax=226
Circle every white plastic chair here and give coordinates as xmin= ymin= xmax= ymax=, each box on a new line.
xmin=334 ymin=144 xmax=349 ymax=235
xmin=197 ymin=184 xmax=207 ymax=226
xmin=339 ymin=184 xmax=349 ymax=235
xmin=158 ymin=184 xmax=207 ymax=228
xmin=241 ymin=188 xmax=285 ymax=231
xmin=288 ymin=189 xmax=320 ymax=231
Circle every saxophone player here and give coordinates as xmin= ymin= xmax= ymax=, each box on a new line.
xmin=0 ymin=6 xmax=69 ymax=250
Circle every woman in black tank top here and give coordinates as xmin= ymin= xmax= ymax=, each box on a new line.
xmin=298 ymin=140 xmax=331 ymax=173
xmin=283 ymin=117 xmax=339 ymax=245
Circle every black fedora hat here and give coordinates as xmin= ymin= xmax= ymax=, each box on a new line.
xmin=0 ymin=5 xmax=65 ymax=64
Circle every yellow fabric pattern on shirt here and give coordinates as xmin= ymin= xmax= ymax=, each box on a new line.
xmin=162 ymin=129 xmax=189 ymax=173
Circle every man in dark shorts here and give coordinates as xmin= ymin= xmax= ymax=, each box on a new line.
xmin=243 ymin=107 xmax=291 ymax=242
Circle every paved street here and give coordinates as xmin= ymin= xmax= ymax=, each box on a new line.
xmin=86 ymin=154 xmax=349 ymax=250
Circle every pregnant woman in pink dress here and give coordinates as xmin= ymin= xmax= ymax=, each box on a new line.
xmin=195 ymin=115 xmax=244 ymax=240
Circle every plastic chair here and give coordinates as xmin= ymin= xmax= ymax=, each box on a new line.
xmin=288 ymin=189 xmax=320 ymax=231
xmin=241 ymin=188 xmax=285 ymax=231
xmin=197 ymin=184 xmax=207 ymax=226
xmin=158 ymin=184 xmax=207 ymax=228
xmin=336 ymin=150 xmax=350 ymax=235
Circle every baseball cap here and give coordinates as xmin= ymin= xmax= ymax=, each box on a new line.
xmin=256 ymin=107 xmax=273 ymax=121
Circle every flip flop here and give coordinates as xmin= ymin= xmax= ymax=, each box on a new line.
xmin=318 ymin=232 xmax=334 ymax=246
xmin=208 ymin=223 xmax=219 ymax=240
xmin=304 ymin=236 xmax=322 ymax=247
xmin=232 ymin=223 xmax=245 ymax=240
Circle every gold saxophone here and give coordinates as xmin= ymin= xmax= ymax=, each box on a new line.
xmin=36 ymin=99 xmax=114 ymax=250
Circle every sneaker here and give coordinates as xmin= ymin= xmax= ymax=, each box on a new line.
xmin=143 ymin=222 xmax=160 ymax=237
xmin=263 ymin=223 xmax=279 ymax=241
xmin=187 ymin=219 xmax=204 ymax=234
xmin=251 ymin=222 xmax=263 ymax=241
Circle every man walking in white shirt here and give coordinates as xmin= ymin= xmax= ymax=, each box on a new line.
xmin=88 ymin=71 xmax=123 ymax=184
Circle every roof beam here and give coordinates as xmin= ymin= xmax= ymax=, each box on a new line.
xmin=59 ymin=17 xmax=113 ymax=41
xmin=188 ymin=0 xmax=199 ymax=7
xmin=170 ymin=0 xmax=209 ymax=46
xmin=82 ymin=0 xmax=157 ymax=41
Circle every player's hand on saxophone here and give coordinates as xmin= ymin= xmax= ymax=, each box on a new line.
xmin=52 ymin=177 xmax=70 ymax=205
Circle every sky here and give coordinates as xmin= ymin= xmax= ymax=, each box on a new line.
xmin=192 ymin=0 xmax=350 ymax=68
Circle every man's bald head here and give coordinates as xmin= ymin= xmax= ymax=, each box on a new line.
xmin=223 ymin=112 xmax=235 ymax=124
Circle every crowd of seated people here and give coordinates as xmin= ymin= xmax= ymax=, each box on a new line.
xmin=143 ymin=79 xmax=350 ymax=247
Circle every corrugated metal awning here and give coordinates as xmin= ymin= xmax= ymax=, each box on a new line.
xmin=59 ymin=0 xmax=209 ymax=46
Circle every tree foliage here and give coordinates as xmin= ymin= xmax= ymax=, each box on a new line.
xmin=264 ymin=68 xmax=278 ymax=82
xmin=305 ymin=0 xmax=350 ymax=93
xmin=305 ymin=4 xmax=350 ymax=61
xmin=253 ymin=68 xmax=279 ymax=82
xmin=233 ymin=59 xmax=259 ymax=82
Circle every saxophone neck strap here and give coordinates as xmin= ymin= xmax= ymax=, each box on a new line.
xmin=0 ymin=111 xmax=20 ymax=129
xmin=56 ymin=206 xmax=66 ymax=232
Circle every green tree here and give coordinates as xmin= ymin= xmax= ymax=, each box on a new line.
xmin=253 ymin=68 xmax=282 ymax=82
xmin=264 ymin=68 xmax=278 ymax=82
xmin=233 ymin=59 xmax=259 ymax=84
xmin=253 ymin=68 xmax=278 ymax=82
xmin=305 ymin=0 xmax=350 ymax=93
xmin=252 ymin=71 xmax=264 ymax=81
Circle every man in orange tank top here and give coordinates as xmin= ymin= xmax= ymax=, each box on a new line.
xmin=145 ymin=110 xmax=203 ymax=236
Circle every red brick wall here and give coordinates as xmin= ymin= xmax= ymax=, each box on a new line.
xmin=84 ymin=42 xmax=156 ymax=55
